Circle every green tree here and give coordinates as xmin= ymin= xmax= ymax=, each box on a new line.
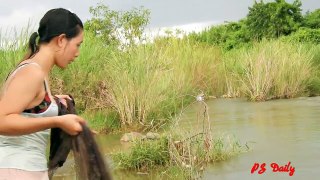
xmin=189 ymin=20 xmax=250 ymax=50
xmin=303 ymin=9 xmax=320 ymax=29
xmin=246 ymin=0 xmax=303 ymax=40
xmin=85 ymin=3 xmax=150 ymax=47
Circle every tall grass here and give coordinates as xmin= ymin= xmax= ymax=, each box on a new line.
xmin=0 ymin=27 xmax=31 ymax=85
xmin=224 ymin=40 xmax=315 ymax=101
xmin=104 ymin=37 xmax=222 ymax=128
xmin=303 ymin=44 xmax=320 ymax=95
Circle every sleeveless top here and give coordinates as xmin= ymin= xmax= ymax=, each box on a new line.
xmin=0 ymin=62 xmax=59 ymax=171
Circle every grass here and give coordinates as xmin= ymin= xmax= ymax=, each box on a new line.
xmin=81 ymin=110 xmax=120 ymax=133
xmin=111 ymin=137 xmax=169 ymax=171
xmin=0 ymin=28 xmax=29 ymax=85
xmin=224 ymin=39 xmax=316 ymax=101
xmin=98 ymin=37 xmax=222 ymax=128
xmin=110 ymin=132 xmax=247 ymax=179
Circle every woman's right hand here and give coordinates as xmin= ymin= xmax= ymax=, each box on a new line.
xmin=56 ymin=114 xmax=85 ymax=135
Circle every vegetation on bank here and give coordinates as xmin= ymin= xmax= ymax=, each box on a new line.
xmin=111 ymin=101 xmax=248 ymax=179
xmin=111 ymin=134 xmax=246 ymax=179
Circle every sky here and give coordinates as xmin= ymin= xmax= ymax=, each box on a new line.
xmin=0 ymin=0 xmax=319 ymax=35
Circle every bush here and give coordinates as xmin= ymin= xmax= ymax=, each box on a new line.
xmin=189 ymin=21 xmax=250 ymax=50
xmin=284 ymin=27 xmax=320 ymax=44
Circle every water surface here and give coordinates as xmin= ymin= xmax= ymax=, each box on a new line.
xmin=54 ymin=97 xmax=320 ymax=180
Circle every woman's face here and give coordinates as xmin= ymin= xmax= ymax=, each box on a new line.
xmin=57 ymin=30 xmax=84 ymax=68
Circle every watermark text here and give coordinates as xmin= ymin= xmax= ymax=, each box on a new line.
xmin=251 ymin=161 xmax=295 ymax=176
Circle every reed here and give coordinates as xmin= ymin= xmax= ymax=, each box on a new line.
xmin=225 ymin=40 xmax=315 ymax=101
xmin=0 ymin=27 xmax=31 ymax=84
xmin=104 ymin=37 xmax=222 ymax=128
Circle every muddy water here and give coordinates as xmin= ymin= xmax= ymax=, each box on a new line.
xmin=198 ymin=97 xmax=320 ymax=180
xmin=53 ymin=97 xmax=320 ymax=180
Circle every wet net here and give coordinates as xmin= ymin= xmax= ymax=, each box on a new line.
xmin=48 ymin=96 xmax=112 ymax=180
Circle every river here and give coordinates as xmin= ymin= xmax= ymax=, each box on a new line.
xmin=53 ymin=97 xmax=320 ymax=180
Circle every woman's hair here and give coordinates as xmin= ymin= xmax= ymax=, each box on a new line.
xmin=25 ymin=8 xmax=83 ymax=59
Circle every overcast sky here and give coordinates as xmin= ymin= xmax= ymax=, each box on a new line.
xmin=0 ymin=0 xmax=319 ymax=34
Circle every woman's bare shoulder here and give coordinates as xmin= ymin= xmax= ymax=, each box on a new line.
xmin=0 ymin=65 xmax=45 ymax=115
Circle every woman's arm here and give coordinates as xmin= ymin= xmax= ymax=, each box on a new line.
xmin=0 ymin=65 xmax=84 ymax=136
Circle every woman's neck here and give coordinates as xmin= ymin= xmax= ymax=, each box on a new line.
xmin=29 ymin=46 xmax=55 ymax=76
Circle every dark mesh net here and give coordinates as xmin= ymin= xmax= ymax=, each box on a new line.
xmin=48 ymin=96 xmax=112 ymax=180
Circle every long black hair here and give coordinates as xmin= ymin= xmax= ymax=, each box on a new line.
xmin=25 ymin=8 xmax=83 ymax=59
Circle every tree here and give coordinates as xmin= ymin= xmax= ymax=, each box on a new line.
xmin=189 ymin=20 xmax=250 ymax=50
xmin=246 ymin=0 xmax=303 ymax=40
xmin=303 ymin=9 xmax=320 ymax=29
xmin=85 ymin=3 xmax=150 ymax=47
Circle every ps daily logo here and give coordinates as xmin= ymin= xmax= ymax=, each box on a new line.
xmin=251 ymin=161 xmax=295 ymax=176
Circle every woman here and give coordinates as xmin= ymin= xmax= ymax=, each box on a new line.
xmin=0 ymin=8 xmax=85 ymax=180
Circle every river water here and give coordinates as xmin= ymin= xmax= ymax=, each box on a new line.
xmin=200 ymin=97 xmax=320 ymax=180
xmin=54 ymin=97 xmax=320 ymax=180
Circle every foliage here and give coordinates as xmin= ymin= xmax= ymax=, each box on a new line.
xmin=189 ymin=20 xmax=250 ymax=50
xmin=283 ymin=27 xmax=320 ymax=44
xmin=85 ymin=3 xmax=150 ymax=48
xmin=188 ymin=0 xmax=319 ymax=50
xmin=111 ymin=137 xmax=170 ymax=170
xmin=303 ymin=9 xmax=320 ymax=29
xmin=246 ymin=0 xmax=303 ymax=40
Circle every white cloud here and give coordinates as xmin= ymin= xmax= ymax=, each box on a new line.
xmin=0 ymin=6 xmax=47 ymax=34
xmin=169 ymin=21 xmax=222 ymax=33
xmin=144 ymin=21 xmax=221 ymax=41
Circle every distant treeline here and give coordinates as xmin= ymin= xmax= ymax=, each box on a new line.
xmin=188 ymin=0 xmax=320 ymax=50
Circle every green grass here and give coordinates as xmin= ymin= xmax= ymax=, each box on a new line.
xmin=82 ymin=110 xmax=120 ymax=133
xmin=223 ymin=39 xmax=316 ymax=101
xmin=111 ymin=137 xmax=169 ymax=170
xmin=96 ymin=37 xmax=222 ymax=128
xmin=111 ymin=134 xmax=247 ymax=179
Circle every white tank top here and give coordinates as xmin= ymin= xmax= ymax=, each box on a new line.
xmin=0 ymin=62 xmax=59 ymax=171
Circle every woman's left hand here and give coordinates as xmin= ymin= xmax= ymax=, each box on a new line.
xmin=55 ymin=94 xmax=72 ymax=107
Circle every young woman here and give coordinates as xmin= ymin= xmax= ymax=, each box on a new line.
xmin=0 ymin=8 xmax=85 ymax=179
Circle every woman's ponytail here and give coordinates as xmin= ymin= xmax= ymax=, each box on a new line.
xmin=23 ymin=32 xmax=39 ymax=60
xmin=28 ymin=32 xmax=39 ymax=58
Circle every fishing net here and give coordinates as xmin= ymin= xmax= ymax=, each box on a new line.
xmin=48 ymin=96 xmax=112 ymax=180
